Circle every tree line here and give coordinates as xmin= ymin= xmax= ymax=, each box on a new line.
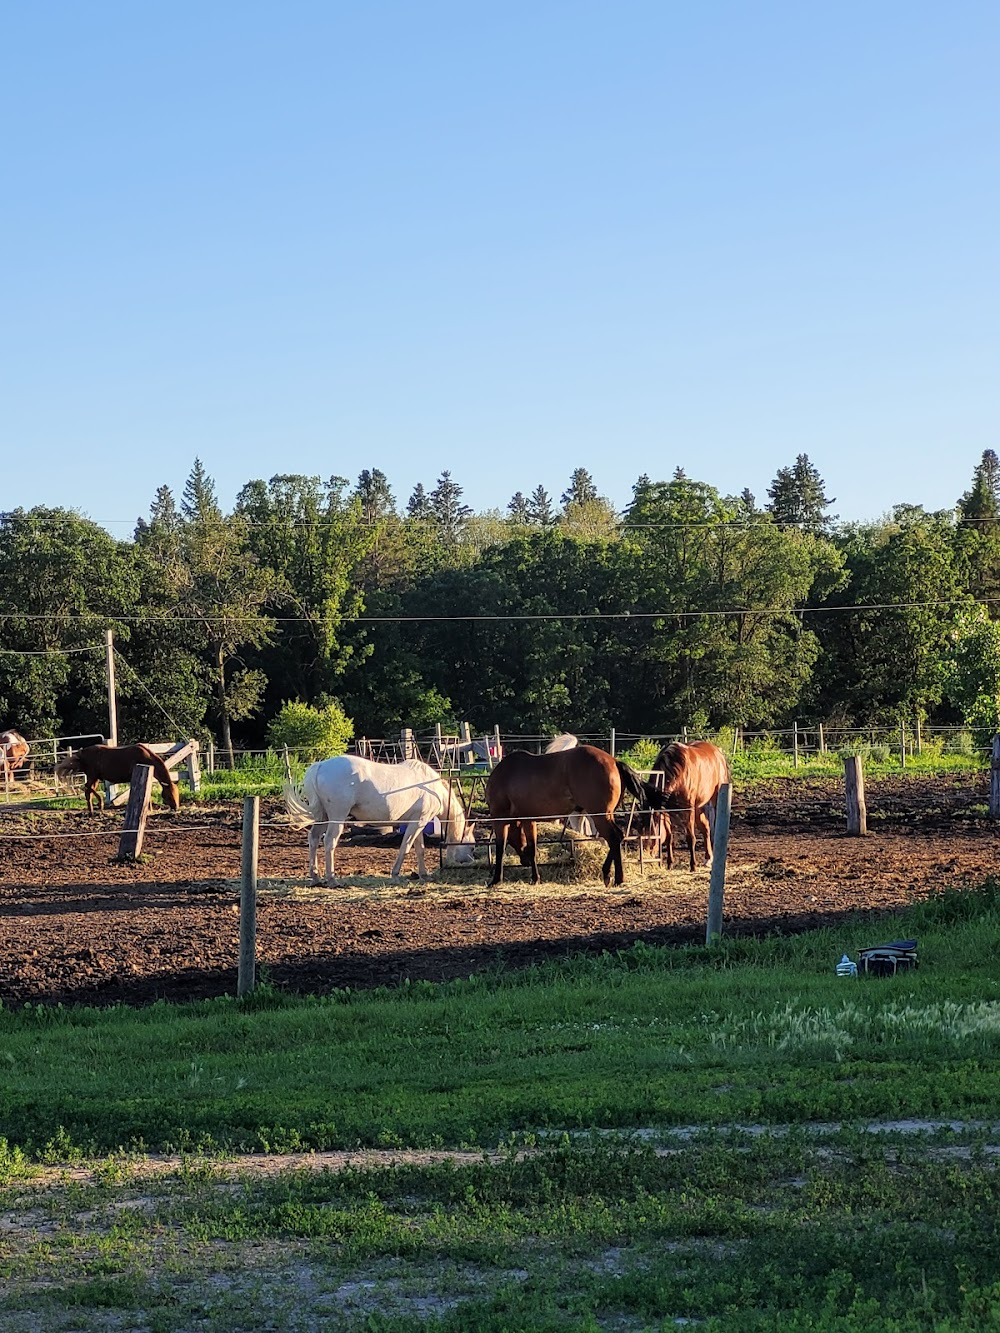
xmin=3 ymin=450 xmax=1000 ymax=754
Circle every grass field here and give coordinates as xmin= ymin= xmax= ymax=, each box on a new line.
xmin=1 ymin=881 xmax=999 ymax=1329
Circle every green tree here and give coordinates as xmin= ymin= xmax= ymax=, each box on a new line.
xmin=428 ymin=471 xmax=472 ymax=543
xmin=507 ymin=491 xmax=532 ymax=523
xmin=560 ymin=468 xmax=599 ymax=508
xmin=0 ymin=508 xmax=141 ymax=737
xmin=353 ymin=468 xmax=396 ymax=524
xmin=235 ymin=474 xmax=373 ymax=711
xmin=944 ymin=604 xmax=1000 ymax=743
xmin=265 ymin=698 xmax=354 ymax=762
xmin=766 ymin=454 xmax=837 ymax=534
xmin=406 ymin=483 xmax=433 ymax=520
xmin=528 ymin=485 xmax=555 ymax=526
xmin=958 ymin=449 xmax=1000 ymax=530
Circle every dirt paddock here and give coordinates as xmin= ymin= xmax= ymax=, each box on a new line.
xmin=0 ymin=770 xmax=995 ymax=1008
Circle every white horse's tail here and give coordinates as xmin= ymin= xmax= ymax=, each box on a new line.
xmin=283 ymin=766 xmax=324 ymax=830
xmin=545 ymin=733 xmax=579 ymax=753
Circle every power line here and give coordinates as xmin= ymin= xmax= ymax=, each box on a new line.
xmin=0 ymin=644 xmax=103 ymax=656
xmin=0 ymin=598 xmax=988 ymax=627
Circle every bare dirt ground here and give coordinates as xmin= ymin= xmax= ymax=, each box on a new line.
xmin=0 ymin=770 xmax=995 ymax=1008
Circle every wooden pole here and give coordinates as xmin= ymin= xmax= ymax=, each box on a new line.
xmin=460 ymin=720 xmax=473 ymax=765
xmin=682 ymin=725 xmax=688 ymax=743
xmin=435 ymin=722 xmax=444 ymax=766
xmin=705 ymin=782 xmax=732 ymax=943
xmin=818 ymin=722 xmax=825 ymax=755
xmin=238 ymin=796 xmax=259 ymax=997
xmin=104 ymin=628 xmax=119 ymax=747
xmin=792 ymin=721 xmax=799 ymax=768
xmin=916 ymin=717 xmax=922 ymax=755
xmin=609 ymin=727 xmax=616 ymax=757
xmin=493 ymin=724 xmax=502 ymax=767
xmin=116 ymin=764 xmax=154 ymax=861
xmin=207 ymin=739 xmax=216 ymax=773
xmin=899 ymin=722 xmax=906 ymax=769
xmin=845 ymin=755 xmax=868 ymax=836
xmin=990 ymin=735 xmax=1000 ymax=819
xmin=400 ymin=727 xmax=414 ymax=760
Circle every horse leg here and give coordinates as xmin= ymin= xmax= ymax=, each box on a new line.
xmin=698 ymin=804 xmax=714 ymax=866
xmin=323 ymin=820 xmax=345 ymax=884
xmin=595 ymin=815 xmax=625 ymax=886
xmin=391 ymin=822 xmax=424 ymax=878
xmin=523 ymin=820 xmax=539 ymax=884
xmin=686 ymin=808 xmax=697 ymax=873
xmin=662 ymin=813 xmax=675 ymax=869
xmin=307 ymin=822 xmax=323 ymax=882
xmin=85 ymin=780 xmax=101 ymax=816
xmin=489 ymin=821 xmax=508 ymax=886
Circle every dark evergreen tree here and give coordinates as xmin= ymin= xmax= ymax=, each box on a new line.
xmin=406 ymin=483 xmax=433 ymax=520
xmin=560 ymin=468 xmax=599 ymax=508
xmin=528 ymin=485 xmax=555 ymax=526
xmin=428 ymin=471 xmax=472 ymax=543
xmin=958 ymin=449 xmax=1000 ymax=530
xmin=766 ymin=454 xmax=836 ymax=534
xmin=353 ymin=468 xmax=396 ymax=524
xmin=507 ymin=492 xmax=532 ymax=523
xmin=181 ymin=458 xmax=221 ymax=523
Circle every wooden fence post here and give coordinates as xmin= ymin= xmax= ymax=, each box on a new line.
xmin=459 ymin=721 xmax=474 ymax=765
xmin=990 ymin=735 xmax=1000 ymax=820
xmin=915 ymin=717 xmax=922 ymax=755
xmin=792 ymin=721 xmax=799 ymax=768
xmin=116 ymin=764 xmax=154 ymax=861
xmin=435 ymin=722 xmax=444 ymax=766
xmin=818 ymin=723 xmax=825 ymax=755
xmin=609 ymin=727 xmax=616 ymax=757
xmin=845 ymin=755 xmax=867 ymax=836
xmin=492 ymin=724 xmax=502 ymax=767
xmin=238 ymin=796 xmax=260 ymax=997
xmin=899 ymin=722 xmax=906 ymax=769
xmin=207 ymin=739 xmax=216 ymax=774
xmin=705 ymin=783 xmax=732 ymax=943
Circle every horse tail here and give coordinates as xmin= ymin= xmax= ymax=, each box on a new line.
xmin=615 ymin=760 xmax=668 ymax=809
xmin=283 ymin=765 xmax=324 ymax=829
xmin=545 ymin=733 xmax=579 ymax=753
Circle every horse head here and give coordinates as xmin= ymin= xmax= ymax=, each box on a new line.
xmin=443 ymin=821 xmax=476 ymax=865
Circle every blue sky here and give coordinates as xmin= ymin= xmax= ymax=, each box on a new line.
xmin=3 ymin=1 xmax=998 ymax=533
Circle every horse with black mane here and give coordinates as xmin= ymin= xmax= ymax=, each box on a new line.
xmin=485 ymin=742 xmax=668 ymax=886
xmin=651 ymin=740 xmax=730 ymax=871
xmin=55 ymin=744 xmax=181 ymax=814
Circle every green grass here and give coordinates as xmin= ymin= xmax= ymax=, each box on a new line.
xmin=2 ymin=882 xmax=1000 ymax=1160
xmin=2 ymin=883 xmax=1000 ymax=1329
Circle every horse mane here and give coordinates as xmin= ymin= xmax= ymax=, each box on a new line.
xmin=55 ymin=752 xmax=82 ymax=778
xmin=652 ymin=742 xmax=687 ymax=791
xmin=545 ymin=734 xmax=579 ymax=753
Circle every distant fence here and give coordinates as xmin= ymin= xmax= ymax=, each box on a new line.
xmin=4 ymin=720 xmax=986 ymax=802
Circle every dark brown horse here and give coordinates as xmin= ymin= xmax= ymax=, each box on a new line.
xmin=485 ymin=745 xmax=668 ymax=886
xmin=55 ymin=744 xmax=181 ymax=815
xmin=651 ymin=740 xmax=730 ymax=871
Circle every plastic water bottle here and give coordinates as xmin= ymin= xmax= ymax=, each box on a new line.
xmin=836 ymin=954 xmax=858 ymax=978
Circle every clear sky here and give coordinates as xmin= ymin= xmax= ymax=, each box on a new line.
xmin=3 ymin=1 xmax=998 ymax=534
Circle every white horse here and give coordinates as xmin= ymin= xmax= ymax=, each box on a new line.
xmin=283 ymin=754 xmax=476 ymax=885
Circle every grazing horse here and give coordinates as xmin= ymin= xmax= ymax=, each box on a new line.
xmin=651 ymin=740 xmax=731 ymax=872
xmin=485 ymin=744 xmax=668 ymax=887
xmin=0 ymin=730 xmax=30 ymax=787
xmin=55 ymin=744 xmax=181 ymax=814
xmin=283 ymin=754 xmax=476 ymax=885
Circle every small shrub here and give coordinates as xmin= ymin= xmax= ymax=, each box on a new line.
xmin=943 ymin=729 xmax=977 ymax=757
xmin=266 ymin=699 xmax=354 ymax=763
xmin=620 ymin=738 xmax=661 ymax=770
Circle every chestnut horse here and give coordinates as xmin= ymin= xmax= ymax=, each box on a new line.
xmin=55 ymin=744 xmax=181 ymax=814
xmin=651 ymin=740 xmax=730 ymax=871
xmin=485 ymin=744 xmax=668 ymax=886
xmin=0 ymin=730 xmax=30 ymax=787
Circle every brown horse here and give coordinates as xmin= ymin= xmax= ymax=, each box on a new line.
xmin=55 ymin=744 xmax=181 ymax=814
xmin=651 ymin=740 xmax=730 ymax=871
xmin=485 ymin=745 xmax=668 ymax=886
xmin=0 ymin=730 xmax=30 ymax=787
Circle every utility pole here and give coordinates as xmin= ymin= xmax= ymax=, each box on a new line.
xmin=105 ymin=628 xmax=119 ymax=746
